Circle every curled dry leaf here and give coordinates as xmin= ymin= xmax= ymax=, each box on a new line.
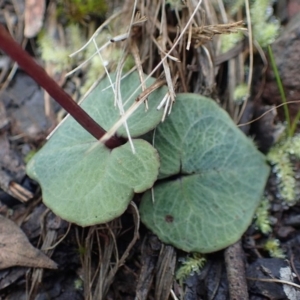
xmin=0 ymin=215 xmax=57 ymax=269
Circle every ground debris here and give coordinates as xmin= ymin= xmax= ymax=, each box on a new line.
xmin=0 ymin=215 xmax=57 ymax=269
xmin=24 ymin=0 xmax=46 ymax=38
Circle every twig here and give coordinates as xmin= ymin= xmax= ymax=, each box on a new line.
xmin=238 ymin=100 xmax=300 ymax=128
xmin=247 ymin=277 xmax=300 ymax=290
xmin=224 ymin=240 xmax=249 ymax=299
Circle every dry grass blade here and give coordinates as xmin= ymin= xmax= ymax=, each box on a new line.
xmin=130 ymin=40 xmax=148 ymax=109
xmin=95 ymin=78 xmax=166 ymax=147
xmin=79 ymin=224 xmax=117 ymax=300
xmin=192 ymin=20 xmax=246 ymax=47
xmin=237 ymin=0 xmax=253 ymax=123
xmin=77 ymin=203 xmax=140 ymax=299
xmin=85 ymin=0 xmax=202 ymax=150
xmin=106 ymin=202 xmax=140 ymax=284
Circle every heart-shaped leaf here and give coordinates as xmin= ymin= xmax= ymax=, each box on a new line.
xmin=27 ymin=138 xmax=159 ymax=226
xmin=140 ymin=93 xmax=270 ymax=253
xmin=26 ymin=71 xmax=167 ymax=226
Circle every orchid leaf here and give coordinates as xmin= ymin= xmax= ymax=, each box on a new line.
xmin=27 ymin=138 xmax=159 ymax=226
xmin=140 ymin=94 xmax=270 ymax=253
xmin=26 ymin=71 xmax=165 ymax=226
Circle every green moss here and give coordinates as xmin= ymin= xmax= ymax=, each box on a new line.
xmin=221 ymin=0 xmax=280 ymax=51
xmin=38 ymin=23 xmax=124 ymax=95
xmin=267 ymin=134 xmax=300 ymax=203
xmin=250 ymin=0 xmax=280 ymax=47
xmin=233 ymin=83 xmax=249 ymax=103
xmin=74 ymin=278 xmax=83 ymax=290
xmin=255 ymin=198 xmax=271 ymax=234
xmin=220 ymin=31 xmax=243 ymax=53
xmin=176 ymin=253 xmax=206 ymax=283
xmin=37 ymin=24 xmax=85 ymax=73
xmin=57 ymin=0 xmax=107 ymax=23
xmin=264 ymin=238 xmax=285 ymax=258
xmin=67 ymin=25 xmax=87 ymax=57
xmin=38 ymin=30 xmax=72 ymax=72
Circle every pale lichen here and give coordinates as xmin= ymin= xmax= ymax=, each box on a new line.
xmin=267 ymin=134 xmax=300 ymax=203
xmin=220 ymin=0 xmax=280 ymax=52
xmin=250 ymin=0 xmax=280 ymax=47
xmin=255 ymin=198 xmax=272 ymax=234
xmin=264 ymin=238 xmax=285 ymax=258
xmin=233 ymin=83 xmax=249 ymax=104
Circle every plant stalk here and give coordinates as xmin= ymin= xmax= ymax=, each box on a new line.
xmin=0 ymin=24 xmax=122 ymax=149
xmin=267 ymin=45 xmax=292 ymax=136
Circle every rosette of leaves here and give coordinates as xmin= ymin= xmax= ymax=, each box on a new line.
xmin=27 ymin=71 xmax=269 ymax=253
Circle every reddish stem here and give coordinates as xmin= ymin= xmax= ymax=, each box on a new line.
xmin=0 ymin=24 xmax=122 ymax=149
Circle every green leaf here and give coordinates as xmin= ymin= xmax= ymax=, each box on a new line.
xmin=81 ymin=71 xmax=167 ymax=138
xmin=140 ymin=94 xmax=270 ymax=253
xmin=26 ymin=71 xmax=165 ymax=226
xmin=27 ymin=139 xmax=159 ymax=226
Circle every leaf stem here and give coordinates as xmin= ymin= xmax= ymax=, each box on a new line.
xmin=0 ymin=24 xmax=122 ymax=149
xmin=267 ymin=45 xmax=292 ymax=136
